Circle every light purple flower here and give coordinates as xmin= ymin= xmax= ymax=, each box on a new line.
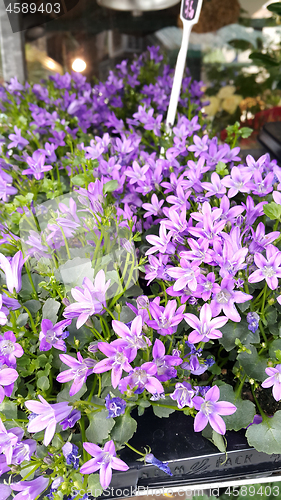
xmin=221 ymin=166 xmax=252 ymax=198
xmin=11 ymin=477 xmax=49 ymax=500
xmin=80 ymin=440 xmax=129 ymax=489
xmin=94 ymin=339 xmax=135 ymax=389
xmin=146 ymin=224 xmax=175 ymax=255
xmin=147 ymin=298 xmax=185 ymax=336
xmin=57 ymin=352 xmax=97 ymax=396
xmin=0 ymin=250 xmax=25 ymax=293
xmin=261 ymin=365 xmax=281 ymax=401
xmin=22 ymin=151 xmax=52 ymax=180
xmin=248 ymin=244 xmax=281 ymax=290
xmin=193 ymin=385 xmax=236 ymax=435
xmin=211 ymin=277 xmax=252 ymax=322
xmin=8 ymin=126 xmax=29 ymax=150
xmin=119 ymin=362 xmax=164 ymax=395
xmin=166 ymin=259 xmax=200 ymax=292
xmin=0 ymin=366 xmax=19 ymax=402
xmin=201 ymin=172 xmax=226 ymax=198
xmin=152 ymin=339 xmax=182 ymax=381
xmin=184 ymin=303 xmax=228 ymax=344
xmin=0 ymin=331 xmax=23 ymax=367
xmin=188 ymin=134 xmax=209 ymax=157
xmin=25 ymin=395 xmax=72 ymax=446
xmin=12 ymin=439 xmax=36 ymax=465
xmin=170 ymin=381 xmax=195 ymax=409
xmin=248 ymin=222 xmax=279 ymax=254
xmin=0 ymin=484 xmax=11 ymax=500
xmin=142 ymin=194 xmax=164 ymax=218
xmin=0 ymin=176 xmax=18 ymax=202
xmin=39 ymin=319 xmax=71 ymax=352
xmin=63 ymin=271 xmax=111 ymax=328
xmin=112 ymin=315 xmax=151 ymax=358
xmin=0 ymin=418 xmax=23 ymax=464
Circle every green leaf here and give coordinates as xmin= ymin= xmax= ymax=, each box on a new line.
xmin=113 ymin=305 xmax=135 ymax=323
xmin=275 ymin=349 xmax=281 ymax=363
xmin=215 ymin=161 xmax=228 ymax=177
xmin=266 ymin=307 xmax=277 ymax=325
xmin=219 ymin=384 xmax=256 ymax=431
xmin=228 ymin=39 xmax=254 ymax=51
xmin=71 ymin=173 xmax=93 ymax=187
xmin=16 ymin=313 xmax=28 ymax=327
xmin=269 ymin=339 xmax=281 ymax=358
xmin=23 ymin=299 xmax=41 ymax=316
xmin=88 ymin=475 xmax=103 ymax=497
xmin=212 ymin=430 xmax=226 ymax=453
xmin=152 ymin=401 xmax=176 ymax=418
xmin=20 ymin=273 xmax=41 ymax=297
xmin=240 ymin=127 xmax=253 ymax=139
xmin=57 ymin=382 xmax=87 ymax=403
xmin=37 ymin=375 xmax=50 ymax=391
xmin=249 ymin=52 xmax=280 ymax=67
xmin=111 ymin=413 xmax=137 ymax=443
xmin=246 ymin=411 xmax=281 ymax=453
xmin=267 ymin=2 xmax=281 ymax=15
xmin=263 ymin=202 xmax=281 ymax=221
xmin=237 ymin=346 xmax=268 ymax=381
xmin=219 ymin=319 xmax=249 ymax=351
xmin=0 ymin=401 xmax=17 ymax=420
xmin=86 ymin=410 xmax=115 ymax=443
xmin=42 ymin=298 xmax=60 ymax=323
xmin=103 ymin=180 xmax=118 ymax=194
xmin=58 ymin=257 xmax=94 ymax=288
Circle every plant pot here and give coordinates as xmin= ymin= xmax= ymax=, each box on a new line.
xmin=104 ymin=408 xmax=281 ymax=498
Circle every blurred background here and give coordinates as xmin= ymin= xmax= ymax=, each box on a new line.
xmin=1 ymin=0 xmax=281 ymax=144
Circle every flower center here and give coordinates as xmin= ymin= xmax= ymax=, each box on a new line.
xmin=132 ymin=369 xmax=147 ymax=385
xmin=275 ymin=372 xmax=281 ymax=384
xmin=101 ymin=452 xmax=112 ymax=465
xmin=45 ymin=329 xmax=57 ymax=344
xmin=159 ymin=313 xmax=171 ymax=328
xmin=216 ymin=290 xmax=231 ymax=304
xmin=184 ymin=269 xmax=195 ymax=281
xmin=201 ymin=400 xmax=214 ymax=416
xmin=204 ymin=281 xmax=213 ymax=291
xmin=263 ymin=266 xmax=275 ymax=278
xmin=114 ymin=352 xmax=126 ymax=365
xmin=0 ymin=340 xmax=15 ymax=355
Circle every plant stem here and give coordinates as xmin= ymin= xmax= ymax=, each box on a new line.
xmin=124 ymin=441 xmax=145 ymax=456
xmin=251 ymin=386 xmax=268 ymax=420
xmin=22 ymin=306 xmax=37 ymax=334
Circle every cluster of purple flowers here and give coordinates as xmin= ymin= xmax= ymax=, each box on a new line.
xmin=0 ymin=44 xmax=280 ymax=497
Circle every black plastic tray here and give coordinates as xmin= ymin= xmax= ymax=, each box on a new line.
xmin=106 ymin=408 xmax=281 ymax=497
xmin=259 ymin=122 xmax=281 ymax=161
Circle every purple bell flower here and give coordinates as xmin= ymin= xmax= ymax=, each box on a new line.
xmin=145 ymin=453 xmax=172 ymax=476
xmin=105 ymin=394 xmax=126 ymax=418
xmin=62 ymin=442 xmax=80 ymax=469
xmin=60 ymin=409 xmax=81 ymax=430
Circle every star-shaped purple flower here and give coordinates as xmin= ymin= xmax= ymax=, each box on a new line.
xmin=193 ymin=385 xmax=236 ymax=435
xmin=80 ymin=440 xmax=129 ymax=489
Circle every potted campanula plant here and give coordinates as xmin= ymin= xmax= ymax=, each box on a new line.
xmin=0 ymin=46 xmax=280 ymax=500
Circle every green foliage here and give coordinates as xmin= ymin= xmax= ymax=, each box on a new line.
xmin=246 ymin=411 xmax=281 ymax=453
xmin=86 ymin=410 xmax=115 ymax=444
xmin=237 ymin=346 xmax=268 ymax=381
xmin=111 ymin=413 xmax=137 ymax=443
xmin=264 ymin=202 xmax=281 ymax=221
xmin=219 ymin=384 xmax=256 ymax=431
